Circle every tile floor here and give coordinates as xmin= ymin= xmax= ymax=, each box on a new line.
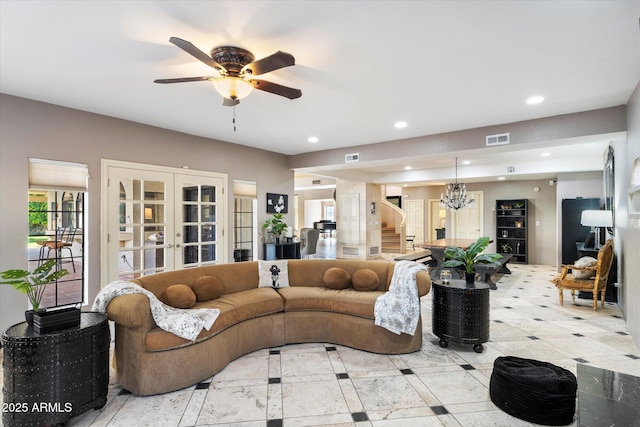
xmin=2 ymin=259 xmax=640 ymax=426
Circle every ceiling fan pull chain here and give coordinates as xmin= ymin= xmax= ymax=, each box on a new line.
xmin=233 ymin=104 xmax=237 ymax=132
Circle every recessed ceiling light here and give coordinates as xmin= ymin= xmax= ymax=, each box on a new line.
xmin=394 ymin=121 xmax=408 ymax=129
xmin=526 ymin=96 xmax=544 ymax=105
xmin=307 ymin=136 xmax=319 ymax=143
xmin=498 ymin=177 xmax=506 ymax=181
xmin=462 ymin=160 xmax=471 ymax=165
xmin=541 ymin=152 xmax=551 ymax=157
xmin=404 ymin=166 xmax=412 ymax=170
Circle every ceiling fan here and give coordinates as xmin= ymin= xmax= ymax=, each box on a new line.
xmin=154 ymin=37 xmax=302 ymax=106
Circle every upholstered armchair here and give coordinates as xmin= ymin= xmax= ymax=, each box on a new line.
xmin=551 ymin=239 xmax=614 ymax=310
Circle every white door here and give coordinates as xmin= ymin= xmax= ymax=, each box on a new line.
xmin=103 ymin=161 xmax=226 ymax=284
xmin=405 ymin=199 xmax=424 ymax=243
xmin=452 ymin=191 xmax=483 ymax=239
xmin=175 ymin=174 xmax=224 ymax=268
xmin=429 ymin=199 xmax=444 ymax=240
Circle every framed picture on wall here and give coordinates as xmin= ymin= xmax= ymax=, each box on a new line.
xmin=267 ymin=193 xmax=288 ymax=214
xmin=386 ymin=196 xmax=401 ymax=208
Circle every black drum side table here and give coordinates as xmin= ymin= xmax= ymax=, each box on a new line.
xmin=432 ymin=280 xmax=490 ymax=353
xmin=2 ymin=312 xmax=110 ymax=427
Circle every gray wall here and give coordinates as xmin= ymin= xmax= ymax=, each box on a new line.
xmin=402 ymin=178 xmax=559 ymax=266
xmin=0 ymin=94 xmax=294 ymax=332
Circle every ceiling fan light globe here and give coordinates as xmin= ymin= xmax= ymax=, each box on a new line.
xmin=212 ymin=77 xmax=253 ymax=100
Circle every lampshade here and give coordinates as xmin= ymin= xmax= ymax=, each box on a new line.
xmin=211 ymin=77 xmax=253 ymax=100
xmin=580 ymin=210 xmax=613 ymax=227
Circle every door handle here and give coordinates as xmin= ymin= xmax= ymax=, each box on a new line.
xmin=166 ymin=244 xmax=174 ymax=249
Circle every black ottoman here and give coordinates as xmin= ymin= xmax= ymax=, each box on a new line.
xmin=490 ymin=356 xmax=577 ymax=426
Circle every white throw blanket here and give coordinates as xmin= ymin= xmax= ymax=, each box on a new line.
xmin=92 ymin=280 xmax=220 ymax=341
xmin=374 ymin=261 xmax=426 ymax=336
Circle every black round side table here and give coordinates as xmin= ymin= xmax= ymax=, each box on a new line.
xmin=432 ymin=280 xmax=490 ymax=353
xmin=2 ymin=312 xmax=110 ymax=427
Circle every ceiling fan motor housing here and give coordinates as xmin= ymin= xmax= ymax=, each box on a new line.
xmin=211 ymin=46 xmax=255 ymax=76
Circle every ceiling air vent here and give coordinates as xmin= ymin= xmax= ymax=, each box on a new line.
xmin=312 ymin=179 xmax=322 ymax=185
xmin=486 ymin=133 xmax=510 ymax=146
xmin=345 ymin=153 xmax=360 ymax=163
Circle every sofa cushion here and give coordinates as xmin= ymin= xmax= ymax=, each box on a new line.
xmin=278 ymin=287 xmax=381 ymax=319
xmin=146 ymin=287 xmax=284 ymax=351
xmin=258 ymin=260 xmax=290 ymax=288
xmin=322 ymin=267 xmax=351 ymax=290
xmin=192 ymin=275 xmax=225 ymax=301
xmin=351 ymin=268 xmax=380 ymax=291
xmin=572 ymin=256 xmax=597 ymax=279
xmin=160 ymin=284 xmax=196 ymax=309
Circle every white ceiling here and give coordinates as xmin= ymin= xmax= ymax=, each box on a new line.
xmin=1 ymin=1 xmax=639 ymax=182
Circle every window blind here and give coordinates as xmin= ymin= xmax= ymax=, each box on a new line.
xmin=28 ymin=158 xmax=88 ymax=191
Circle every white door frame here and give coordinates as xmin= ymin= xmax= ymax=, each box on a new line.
xmin=101 ymin=159 xmax=227 ymax=286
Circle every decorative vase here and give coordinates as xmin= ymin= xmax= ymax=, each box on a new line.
xmin=465 ymin=272 xmax=475 ymax=284
xmin=25 ymin=309 xmax=35 ymax=326
xmin=274 ymin=237 xmax=280 ymax=244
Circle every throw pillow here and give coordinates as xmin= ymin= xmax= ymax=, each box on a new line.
xmin=573 ymin=256 xmax=598 ymax=279
xmin=192 ymin=276 xmax=225 ymax=301
xmin=322 ymin=267 xmax=351 ymax=290
xmin=351 ymin=268 xmax=380 ymax=291
xmin=258 ymin=260 xmax=290 ymax=288
xmin=160 ymin=284 xmax=197 ymax=309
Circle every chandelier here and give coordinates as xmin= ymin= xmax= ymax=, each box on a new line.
xmin=440 ymin=158 xmax=475 ymax=210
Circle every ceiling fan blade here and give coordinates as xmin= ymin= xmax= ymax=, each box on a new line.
xmin=222 ymin=98 xmax=240 ymax=107
xmin=249 ymin=79 xmax=302 ymax=99
xmin=169 ymin=37 xmax=224 ymax=71
xmin=154 ymin=77 xmax=213 ymax=84
xmin=243 ymin=51 xmax=295 ymax=76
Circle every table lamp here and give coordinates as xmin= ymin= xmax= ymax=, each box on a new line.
xmin=580 ymin=210 xmax=613 ymax=249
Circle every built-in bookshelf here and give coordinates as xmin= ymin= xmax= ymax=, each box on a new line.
xmin=496 ymin=199 xmax=528 ymax=264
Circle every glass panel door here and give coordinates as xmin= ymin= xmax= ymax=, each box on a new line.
xmin=105 ymin=163 xmax=226 ymax=284
xmin=175 ymin=175 xmax=224 ymax=268
xmin=107 ymin=168 xmax=174 ymax=282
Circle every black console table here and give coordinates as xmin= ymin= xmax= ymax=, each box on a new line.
xmin=2 ymin=312 xmax=110 ymax=427
xmin=432 ymin=280 xmax=490 ymax=353
xmin=263 ymin=241 xmax=301 ymax=260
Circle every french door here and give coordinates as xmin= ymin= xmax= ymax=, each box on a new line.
xmin=102 ymin=161 xmax=226 ymax=284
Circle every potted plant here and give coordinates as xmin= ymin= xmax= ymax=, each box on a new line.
xmin=501 ymin=242 xmax=512 ymax=253
xmin=0 ymin=259 xmax=69 ymax=324
xmin=442 ymin=236 xmax=501 ymax=284
xmin=262 ymin=213 xmax=288 ymax=243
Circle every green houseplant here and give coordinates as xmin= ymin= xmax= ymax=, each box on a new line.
xmin=442 ymin=236 xmax=501 ymax=284
xmin=0 ymin=259 xmax=69 ymax=322
xmin=262 ymin=213 xmax=288 ymax=243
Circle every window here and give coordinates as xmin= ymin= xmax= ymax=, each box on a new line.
xmin=28 ymin=159 xmax=87 ymax=308
xmin=324 ymin=204 xmax=335 ymax=221
xmin=233 ymin=180 xmax=257 ymax=262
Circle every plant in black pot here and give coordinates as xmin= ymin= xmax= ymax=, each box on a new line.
xmin=262 ymin=213 xmax=288 ymax=244
xmin=442 ymin=236 xmax=501 ymax=284
xmin=0 ymin=259 xmax=69 ymax=324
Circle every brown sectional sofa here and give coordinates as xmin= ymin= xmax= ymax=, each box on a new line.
xmin=105 ymin=259 xmax=431 ymax=396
